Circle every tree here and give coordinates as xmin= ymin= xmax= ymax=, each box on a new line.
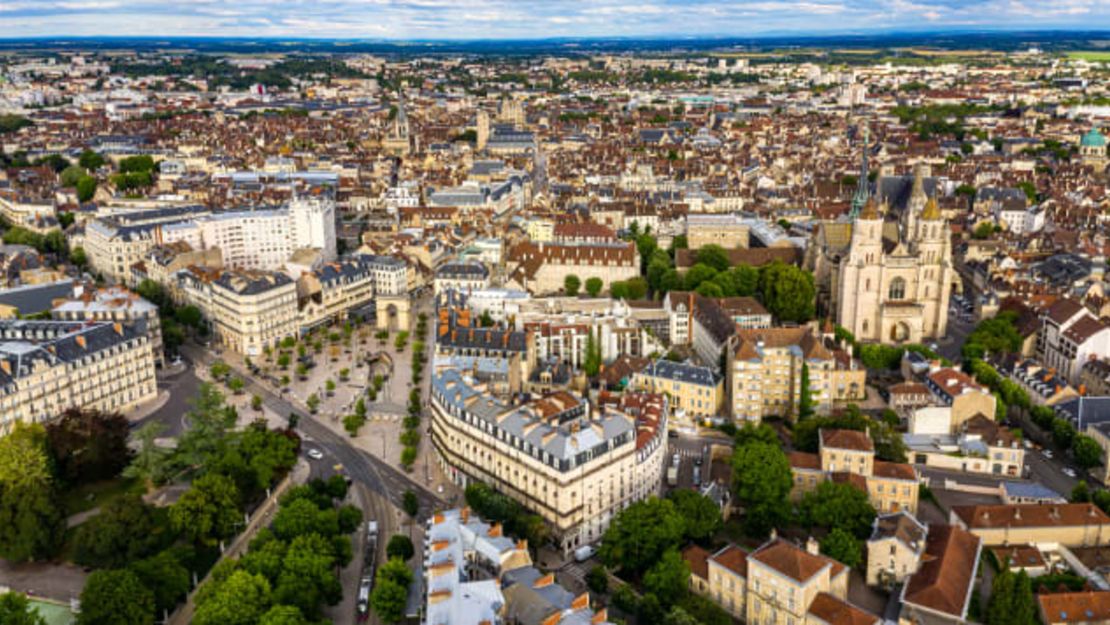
xmin=272 ymin=497 xmax=339 ymax=541
xmin=0 ymin=592 xmax=47 ymax=625
xmin=733 ymin=422 xmax=779 ymax=447
xmin=759 ymin=261 xmax=816 ymax=322
xmin=801 ymin=481 xmax=876 ymax=538
xmin=372 ymin=557 xmax=413 ymax=624
xmin=402 ymin=490 xmax=419 ymax=518
xmin=1073 ymin=434 xmax=1103 ymax=470
xmin=564 ymin=274 xmax=581 ymax=297
xmin=643 ymin=548 xmax=689 ymax=607
xmin=211 ymin=424 xmax=296 ymax=498
xmin=306 ymin=394 xmax=320 ymax=414
xmin=668 ymin=489 xmax=721 ymax=543
xmin=76 ymin=176 xmax=98 ymax=202
xmin=664 ymin=606 xmax=701 ymax=625
xmin=987 ymin=568 xmax=1036 ymax=625
xmin=386 ymin=534 xmax=415 ymax=561
xmin=78 ymin=569 xmax=155 ymax=625
xmin=61 ymin=164 xmax=86 ymax=187
xmin=1053 ymin=418 xmax=1076 ymax=450
xmin=683 ymin=263 xmax=718 ymax=291
xmin=973 ymin=222 xmax=995 ymax=240
xmin=798 ymin=362 xmax=815 ymax=420
xmin=123 ymin=422 xmax=174 ymax=488
xmin=175 ymin=305 xmax=203 ymax=328
xmin=586 ymin=565 xmax=609 ymax=594
xmin=0 ymin=422 xmax=52 ymax=488
xmin=70 ymin=245 xmax=88 ymax=269
xmin=585 ymin=277 xmax=604 ymax=297
xmin=79 ymin=149 xmax=106 ymax=170
xmin=259 ymin=605 xmax=311 ymax=625
xmin=73 ymin=494 xmax=167 ymax=569
xmin=193 ymin=569 xmax=272 ymax=625
xmin=47 ymin=408 xmax=132 ymax=484
xmin=252 ymin=395 xmax=264 ymax=411
xmin=0 ymin=424 xmax=64 ymax=562
xmin=599 ymin=497 xmax=684 ymax=575
xmin=272 ymin=533 xmax=343 ymax=616
xmin=128 ymin=550 xmax=190 ymax=614
xmin=583 ymin=328 xmax=601 ymax=377
xmin=731 ymin=441 xmax=793 ymax=537
xmin=695 ymin=245 xmax=731 ymax=272
xmin=170 ymin=473 xmax=241 ymax=546
xmin=176 ymin=383 xmax=237 ymax=468
xmin=820 ymin=527 xmax=862 ymax=568
xmin=611 ymin=277 xmax=648 ymax=300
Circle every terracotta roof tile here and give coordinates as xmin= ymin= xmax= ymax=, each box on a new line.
xmin=820 ymin=428 xmax=874 ymax=452
xmin=807 ymin=592 xmax=880 ymax=625
xmin=709 ymin=544 xmax=748 ymax=578
xmin=902 ymin=524 xmax=981 ymax=618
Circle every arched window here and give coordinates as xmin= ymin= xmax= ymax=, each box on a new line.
xmin=889 ymin=277 xmax=906 ymax=301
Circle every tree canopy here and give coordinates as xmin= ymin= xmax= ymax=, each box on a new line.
xmin=78 ymin=569 xmax=156 ymax=625
xmin=730 ymin=440 xmax=793 ymax=537
xmin=599 ymin=496 xmax=685 ymax=575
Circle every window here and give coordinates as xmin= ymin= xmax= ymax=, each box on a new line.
xmin=889 ymin=277 xmax=906 ymax=300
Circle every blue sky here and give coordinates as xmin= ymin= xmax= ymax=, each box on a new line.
xmin=0 ymin=0 xmax=1107 ymax=39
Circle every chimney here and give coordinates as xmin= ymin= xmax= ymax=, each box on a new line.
xmin=806 ymin=536 xmax=820 ymax=556
xmin=76 ymin=335 xmax=86 ymax=349
xmin=113 ymin=322 xmax=123 ymax=336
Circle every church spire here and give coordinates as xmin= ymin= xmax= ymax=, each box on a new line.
xmin=849 ymin=126 xmax=870 ymax=221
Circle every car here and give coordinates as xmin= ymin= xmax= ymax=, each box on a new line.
xmin=668 ymin=429 xmax=679 ymax=439
xmin=574 ymin=545 xmax=596 ymax=562
xmin=306 ymin=448 xmax=324 ymax=460
xmin=1063 ymin=467 xmax=1078 ymax=478
xmin=1043 ymin=449 xmax=1054 ymax=459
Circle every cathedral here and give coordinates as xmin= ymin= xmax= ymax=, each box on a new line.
xmin=808 ymin=136 xmax=955 ymax=345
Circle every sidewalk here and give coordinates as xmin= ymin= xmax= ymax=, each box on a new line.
xmin=122 ymin=389 xmax=170 ymax=423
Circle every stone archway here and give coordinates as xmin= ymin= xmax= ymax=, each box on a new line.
xmin=890 ymin=321 xmax=910 ymax=343
xmin=376 ymin=294 xmax=411 ymax=331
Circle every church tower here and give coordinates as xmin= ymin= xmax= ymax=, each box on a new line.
xmin=848 ymin=126 xmax=870 ymax=221
xmin=476 ymin=110 xmax=490 ymax=151
xmin=915 ymin=196 xmax=953 ymax=338
xmin=839 ymin=197 xmax=885 ymax=341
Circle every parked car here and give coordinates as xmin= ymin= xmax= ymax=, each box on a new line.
xmin=1063 ymin=467 xmax=1077 ymax=478
xmin=306 ymin=448 xmax=324 ymax=460
xmin=574 ymin=545 xmax=596 ymax=562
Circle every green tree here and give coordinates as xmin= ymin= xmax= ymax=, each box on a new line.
xmin=643 ymin=548 xmax=690 ymax=607
xmin=564 ymin=274 xmax=581 ymax=297
xmin=73 ymin=494 xmax=167 ymax=569
xmin=78 ymin=569 xmax=155 ymax=625
xmin=987 ymin=568 xmax=1019 ymax=625
xmin=668 ymin=489 xmax=721 ymax=543
xmin=585 ymin=277 xmax=604 ymax=297
xmin=733 ymin=422 xmax=779 ymax=446
xmin=76 ymin=176 xmax=98 ymax=202
xmin=306 ymin=393 xmax=320 ymax=414
xmin=272 ymin=497 xmax=339 ymax=541
xmin=1074 ymin=434 xmax=1103 ymax=470
xmin=402 ymin=490 xmax=419 ymax=518
xmin=0 ymin=424 xmax=64 ymax=561
xmin=0 ymin=592 xmax=47 ymax=625
xmin=731 ymin=441 xmax=793 ymax=537
xmin=695 ymin=245 xmax=731 ymax=272
xmin=128 ymin=550 xmax=190 ymax=614
xmin=1053 ymin=418 xmax=1076 ymax=450
xmin=759 ymin=261 xmax=816 ymax=322
xmin=586 ymin=565 xmax=609 ymax=594
xmin=272 ymin=533 xmax=343 ymax=616
xmin=683 ymin=263 xmax=718 ymax=291
xmin=371 ymin=557 xmax=413 ymax=623
xmin=123 ymin=421 xmax=174 ymax=488
xmin=0 ymin=422 xmax=51 ymax=488
xmin=259 ymin=605 xmax=311 ymax=625
xmin=47 ymin=407 xmax=132 ymax=484
xmin=820 ymin=527 xmax=862 ymax=568
xmin=60 ymin=164 xmax=86 ymax=187
xmin=70 ymin=246 xmax=88 ymax=268
xmin=176 ymin=383 xmax=237 ymax=468
xmin=170 ymin=473 xmax=241 ymax=546
xmin=599 ymin=496 xmax=684 ymax=575
xmin=193 ymin=569 xmax=272 ymax=625
xmin=663 ymin=606 xmax=701 ymax=625
xmin=583 ymin=328 xmax=601 ymax=377
xmin=386 ymin=534 xmax=415 ymax=561
xmin=79 ymin=149 xmax=106 ymax=170
xmin=798 ymin=362 xmax=815 ymax=420
xmin=800 ymin=481 xmax=876 ymax=538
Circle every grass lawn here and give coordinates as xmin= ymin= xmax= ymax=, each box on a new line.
xmin=28 ymin=599 xmax=76 ymax=625
xmin=1067 ymin=51 xmax=1110 ymax=61
xmin=60 ymin=477 xmax=144 ymax=517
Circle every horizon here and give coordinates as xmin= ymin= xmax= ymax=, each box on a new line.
xmin=3 ymin=1 xmax=1110 ymax=41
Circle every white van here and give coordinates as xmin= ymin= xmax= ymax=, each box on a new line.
xmin=574 ymin=545 xmax=596 ymax=562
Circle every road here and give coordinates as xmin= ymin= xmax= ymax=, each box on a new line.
xmin=182 ymin=344 xmax=445 ymax=520
xmin=133 ymin=360 xmax=201 ymax=437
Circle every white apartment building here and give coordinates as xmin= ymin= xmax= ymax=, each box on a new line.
xmin=180 ymin=269 xmax=299 ymax=356
xmin=430 ymin=367 xmax=667 ymax=553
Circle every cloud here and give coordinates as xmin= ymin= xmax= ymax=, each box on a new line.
xmin=0 ymin=0 xmax=1106 ymax=38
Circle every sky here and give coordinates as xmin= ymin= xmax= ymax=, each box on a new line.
xmin=0 ymin=0 xmax=1108 ymax=39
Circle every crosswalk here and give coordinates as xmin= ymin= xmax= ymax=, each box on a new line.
xmin=672 ymin=448 xmax=705 ymax=461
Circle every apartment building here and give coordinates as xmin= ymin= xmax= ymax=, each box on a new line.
xmin=0 ymin=319 xmax=157 ymax=435
xmin=790 ymin=428 xmax=919 ymax=514
xmin=866 ymin=512 xmax=926 ymax=587
xmin=899 ymin=525 xmax=982 ymax=625
xmin=728 ymin=327 xmax=865 ymax=423
xmin=424 ymin=508 xmax=611 ymax=625
xmin=924 ymin=367 xmax=997 ymax=426
xmin=51 ymin=285 xmax=164 ymax=365
xmin=631 ymin=359 xmax=724 ymax=421
xmin=950 ymin=503 xmax=1110 ymax=547
xmin=434 ymin=261 xmax=491 ymax=296
xmin=905 ymin=414 xmax=1025 ymax=477
xmin=180 ymin=269 xmax=299 ymax=356
xmin=296 ymin=257 xmax=378 ymax=331
xmin=429 ymin=366 xmax=666 ymax=553
xmin=1039 ymin=298 xmax=1110 ymax=383
xmin=83 ymin=205 xmax=213 ymax=284
xmin=685 ymin=544 xmax=749 ymax=620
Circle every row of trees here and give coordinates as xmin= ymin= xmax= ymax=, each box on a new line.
xmin=401 ymin=312 xmax=430 ymax=471
xmin=190 ymin=477 xmax=361 ymax=625
xmin=464 ymin=482 xmax=548 ymax=551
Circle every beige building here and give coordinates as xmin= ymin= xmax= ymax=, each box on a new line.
xmin=52 ymin=285 xmax=164 ymax=366
xmin=790 ymin=429 xmax=919 ymax=514
xmin=899 ymin=524 xmax=982 ymax=625
xmin=950 ymin=503 xmax=1110 ymax=547
xmin=0 ymin=319 xmax=158 ymax=435
xmin=685 ymin=538 xmax=879 ymax=625
xmin=925 ymin=367 xmax=997 ymax=426
xmin=295 ymin=257 xmax=378 ymax=332
xmin=430 ymin=367 xmax=667 ymax=553
xmin=728 ymin=327 xmax=866 ymax=423
xmin=866 ymin=512 xmax=927 ymax=587
xmin=180 ymin=269 xmax=299 ymax=356
xmin=506 ymin=240 xmax=639 ymax=296
xmin=686 ymin=213 xmax=749 ymax=250
xmin=631 ymin=359 xmax=724 ymax=421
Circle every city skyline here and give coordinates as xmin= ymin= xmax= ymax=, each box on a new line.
xmin=1 ymin=0 xmax=1108 ymax=39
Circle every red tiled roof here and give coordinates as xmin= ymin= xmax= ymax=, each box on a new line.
xmin=750 ymin=539 xmax=845 ymax=583
xmin=820 ymin=428 xmax=874 ymax=452
xmin=807 ymin=592 xmax=880 ymax=625
xmin=709 ymin=544 xmax=748 ymax=578
xmin=873 ymin=460 xmax=917 ymax=481
xmin=789 ymin=451 xmax=821 ymax=470
xmin=902 ymin=524 xmax=981 ymax=618
xmin=1039 ymin=591 xmax=1110 ymax=624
